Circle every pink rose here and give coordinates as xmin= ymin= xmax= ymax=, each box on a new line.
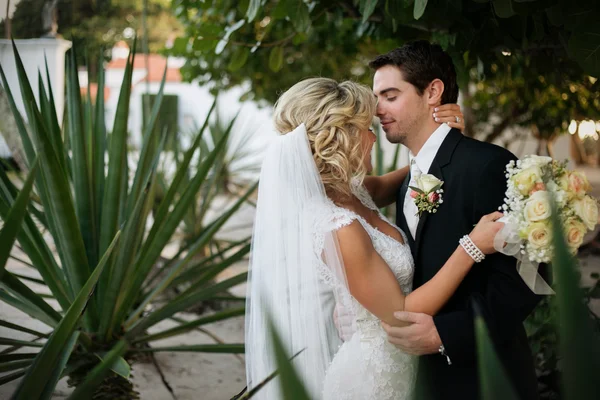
xmin=530 ymin=182 xmax=546 ymax=194
xmin=410 ymin=190 xmax=419 ymax=199
xmin=428 ymin=192 xmax=439 ymax=203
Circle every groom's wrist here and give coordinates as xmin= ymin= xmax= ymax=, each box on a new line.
xmin=427 ymin=326 xmax=444 ymax=355
xmin=438 ymin=344 xmax=452 ymax=365
xmin=434 ymin=327 xmax=452 ymax=365
xmin=434 ymin=311 xmax=478 ymax=365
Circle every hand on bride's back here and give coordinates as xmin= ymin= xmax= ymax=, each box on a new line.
xmin=469 ymin=211 xmax=505 ymax=255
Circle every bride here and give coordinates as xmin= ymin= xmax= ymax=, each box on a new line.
xmin=244 ymin=78 xmax=505 ymax=399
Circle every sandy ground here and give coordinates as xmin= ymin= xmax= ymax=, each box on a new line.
xmin=1 ymin=166 xmax=600 ymax=399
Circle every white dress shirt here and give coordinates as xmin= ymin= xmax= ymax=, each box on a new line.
xmin=403 ymin=123 xmax=451 ymax=239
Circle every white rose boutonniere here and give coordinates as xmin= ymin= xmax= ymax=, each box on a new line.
xmin=409 ymin=174 xmax=444 ymax=216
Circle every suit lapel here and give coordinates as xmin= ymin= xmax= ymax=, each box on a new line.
xmin=413 ymin=128 xmax=463 ymax=256
xmin=414 ymin=162 xmax=443 ymax=254
xmin=397 ymin=171 xmax=416 ymax=252
xmin=397 ymin=174 xmax=410 ymax=228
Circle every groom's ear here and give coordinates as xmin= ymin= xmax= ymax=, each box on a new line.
xmin=425 ymin=78 xmax=445 ymax=107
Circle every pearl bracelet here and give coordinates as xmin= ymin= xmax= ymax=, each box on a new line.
xmin=459 ymin=235 xmax=485 ymax=263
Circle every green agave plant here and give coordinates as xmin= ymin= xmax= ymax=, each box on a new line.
xmin=155 ymin=104 xmax=259 ymax=253
xmin=0 ymin=40 xmax=255 ymax=398
xmin=253 ymin=189 xmax=600 ymax=400
xmin=147 ymin=104 xmax=256 ymax=316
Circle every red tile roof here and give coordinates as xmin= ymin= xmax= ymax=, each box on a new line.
xmin=107 ymin=53 xmax=182 ymax=82
xmin=80 ymin=83 xmax=111 ymax=102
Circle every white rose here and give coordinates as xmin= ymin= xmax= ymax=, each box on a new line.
xmin=564 ymin=218 xmax=586 ymax=251
xmin=512 ymin=166 xmax=542 ymax=196
xmin=523 ymin=190 xmax=551 ymax=222
xmin=572 ymin=195 xmax=599 ymax=230
xmin=416 ymin=174 xmax=442 ymax=193
xmin=520 ymin=155 xmax=552 ymax=169
xmin=526 ymin=221 xmax=552 ymax=249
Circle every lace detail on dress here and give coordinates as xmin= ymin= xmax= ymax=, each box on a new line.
xmin=307 ymin=196 xmax=357 ymax=294
xmin=310 ymin=182 xmax=417 ymax=400
xmin=350 ymin=177 xmax=379 ymax=211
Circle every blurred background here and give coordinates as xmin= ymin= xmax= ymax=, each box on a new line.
xmin=0 ymin=1 xmax=599 ymax=399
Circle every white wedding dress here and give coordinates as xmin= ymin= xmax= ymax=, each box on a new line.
xmin=313 ymin=181 xmax=418 ymax=400
xmin=245 ymin=126 xmax=417 ymax=400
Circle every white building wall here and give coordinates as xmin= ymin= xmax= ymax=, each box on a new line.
xmin=0 ymin=38 xmax=72 ymax=160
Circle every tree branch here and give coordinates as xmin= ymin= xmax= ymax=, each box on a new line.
xmin=202 ymin=5 xmax=335 ymax=50
xmin=339 ymin=1 xmax=361 ymax=18
xmin=483 ymin=105 xmax=529 ymax=143
xmin=483 ymin=116 xmax=513 ymax=143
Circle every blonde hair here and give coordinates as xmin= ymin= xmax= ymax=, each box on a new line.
xmin=273 ymin=78 xmax=376 ymax=200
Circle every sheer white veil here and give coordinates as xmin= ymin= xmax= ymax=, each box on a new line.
xmin=245 ymin=123 xmax=355 ymax=399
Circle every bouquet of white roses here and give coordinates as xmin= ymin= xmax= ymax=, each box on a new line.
xmin=495 ymin=155 xmax=598 ymax=293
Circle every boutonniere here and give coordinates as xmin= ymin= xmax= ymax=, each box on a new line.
xmin=409 ymin=174 xmax=444 ymax=216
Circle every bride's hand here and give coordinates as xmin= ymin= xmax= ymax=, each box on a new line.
xmin=468 ymin=211 xmax=505 ymax=255
xmin=433 ymin=104 xmax=465 ymax=132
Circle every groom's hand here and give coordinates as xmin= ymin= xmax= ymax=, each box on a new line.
xmin=382 ymin=311 xmax=441 ymax=355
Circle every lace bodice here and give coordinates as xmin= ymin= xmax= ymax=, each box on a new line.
xmin=311 ymin=180 xmax=414 ymax=302
xmin=311 ymin=180 xmax=417 ymax=400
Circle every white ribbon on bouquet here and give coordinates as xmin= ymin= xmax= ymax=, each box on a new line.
xmin=494 ymin=216 xmax=555 ymax=295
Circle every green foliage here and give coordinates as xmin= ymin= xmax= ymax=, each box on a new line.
xmin=473 ymin=188 xmax=600 ymax=400
xmin=0 ymin=42 xmax=255 ymax=397
xmin=464 ymin=54 xmax=600 ymax=143
xmin=12 ymin=233 xmax=120 ymax=400
xmin=525 ymin=296 xmax=560 ymax=398
xmin=547 ymin=196 xmax=600 ymax=398
xmin=265 ymin=316 xmax=311 ymax=400
xmin=142 ymin=93 xmax=179 ymax=150
xmin=0 ymin=159 xmax=38 ymax=275
xmin=168 ymin=0 xmax=600 ymax=103
xmin=474 ymin=303 xmax=520 ymax=400
xmin=1 ymin=0 xmax=183 ymax=74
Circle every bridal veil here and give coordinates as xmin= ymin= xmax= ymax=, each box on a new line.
xmin=245 ymin=123 xmax=356 ymax=398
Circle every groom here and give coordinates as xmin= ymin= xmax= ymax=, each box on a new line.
xmin=371 ymin=41 xmax=541 ymax=400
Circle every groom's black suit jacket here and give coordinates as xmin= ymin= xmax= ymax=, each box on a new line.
xmin=396 ymin=128 xmax=541 ymax=400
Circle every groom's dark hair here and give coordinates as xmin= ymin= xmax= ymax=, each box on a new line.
xmin=369 ymin=40 xmax=459 ymax=104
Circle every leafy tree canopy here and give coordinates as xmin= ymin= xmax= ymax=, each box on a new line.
xmin=464 ymin=52 xmax=600 ymax=144
xmin=2 ymin=0 xmax=182 ymax=67
xmin=167 ymin=0 xmax=600 ymax=104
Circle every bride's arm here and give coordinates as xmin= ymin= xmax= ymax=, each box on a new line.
xmin=363 ymin=166 xmax=409 ymax=208
xmin=337 ymin=212 xmax=503 ymax=327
